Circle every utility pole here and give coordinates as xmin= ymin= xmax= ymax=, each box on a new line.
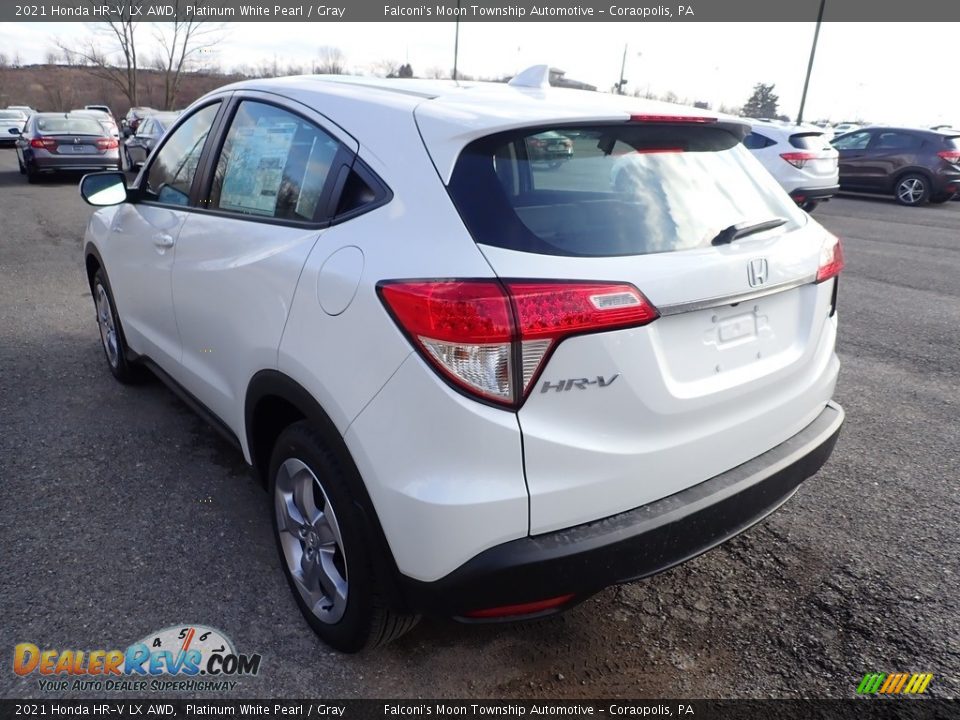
xmin=452 ymin=0 xmax=461 ymax=82
xmin=797 ymin=0 xmax=825 ymax=124
xmin=617 ymin=43 xmax=627 ymax=94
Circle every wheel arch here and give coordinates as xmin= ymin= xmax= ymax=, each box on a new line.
xmin=891 ymin=166 xmax=934 ymax=191
xmin=244 ymin=370 xmax=408 ymax=610
xmin=84 ymin=242 xmax=104 ymax=291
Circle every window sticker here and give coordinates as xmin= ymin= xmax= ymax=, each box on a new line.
xmin=219 ymin=119 xmax=297 ymax=217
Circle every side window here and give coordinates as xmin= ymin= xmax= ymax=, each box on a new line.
xmin=209 ymin=101 xmax=341 ymax=222
xmin=743 ymin=132 xmax=774 ymax=150
xmin=832 ymin=131 xmax=871 ymax=151
xmin=870 ymin=132 xmax=921 ymax=151
xmin=145 ymin=103 xmax=220 ymax=207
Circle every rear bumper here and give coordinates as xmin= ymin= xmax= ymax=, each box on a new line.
xmin=31 ymin=153 xmax=119 ymax=171
xmin=400 ymin=400 xmax=844 ymax=619
xmin=790 ymin=184 xmax=839 ymax=203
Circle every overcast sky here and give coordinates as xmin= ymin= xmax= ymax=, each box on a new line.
xmin=3 ymin=21 xmax=957 ymax=126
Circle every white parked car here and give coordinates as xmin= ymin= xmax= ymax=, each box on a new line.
xmin=79 ymin=72 xmax=845 ymax=652
xmin=832 ymin=122 xmax=862 ymax=135
xmin=743 ymin=120 xmax=840 ymax=211
xmin=0 ymin=109 xmax=27 ymax=146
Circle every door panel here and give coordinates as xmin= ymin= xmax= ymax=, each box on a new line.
xmin=170 ymin=215 xmax=324 ymax=431
xmin=104 ymin=203 xmax=186 ymax=366
xmin=834 ymin=131 xmax=874 ymax=188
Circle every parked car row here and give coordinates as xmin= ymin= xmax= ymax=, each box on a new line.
xmin=4 ymin=105 xmax=182 ymax=183
xmin=744 ymin=119 xmax=960 ymax=208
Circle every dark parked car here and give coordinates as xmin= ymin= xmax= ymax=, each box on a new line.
xmin=122 ymin=112 xmax=179 ymax=169
xmin=14 ymin=113 xmax=120 ymax=183
xmin=121 ymin=107 xmax=157 ymax=136
xmin=832 ymin=126 xmax=960 ymax=206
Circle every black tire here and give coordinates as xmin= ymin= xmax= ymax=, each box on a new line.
xmin=25 ymin=160 xmax=38 ymax=184
xmin=269 ymin=421 xmax=419 ymax=653
xmin=894 ymin=173 xmax=930 ymax=206
xmin=801 ymin=200 xmax=820 ymax=212
xmin=91 ymin=267 xmax=144 ymax=384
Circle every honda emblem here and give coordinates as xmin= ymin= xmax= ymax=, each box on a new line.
xmin=747 ymin=258 xmax=768 ymax=288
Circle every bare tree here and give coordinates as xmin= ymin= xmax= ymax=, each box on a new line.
xmin=314 ymin=46 xmax=346 ymax=75
xmin=151 ymin=3 xmax=225 ymax=110
xmin=425 ymin=66 xmax=448 ymax=79
xmin=372 ymin=59 xmax=401 ymax=78
xmin=58 ymin=5 xmax=143 ymax=106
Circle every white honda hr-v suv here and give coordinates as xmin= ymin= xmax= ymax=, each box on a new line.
xmin=80 ymin=68 xmax=845 ymax=652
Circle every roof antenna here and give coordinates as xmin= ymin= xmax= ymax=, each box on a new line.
xmin=509 ymin=64 xmax=552 ymax=89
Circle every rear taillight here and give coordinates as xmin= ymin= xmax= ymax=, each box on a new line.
xmin=937 ymin=150 xmax=960 ymax=165
xmin=30 ymin=138 xmax=57 ymax=150
xmin=816 ymin=234 xmax=844 ymax=283
xmin=780 ymin=151 xmax=818 ymax=169
xmin=96 ymin=138 xmax=119 ymax=150
xmin=379 ymin=280 xmax=659 ymax=408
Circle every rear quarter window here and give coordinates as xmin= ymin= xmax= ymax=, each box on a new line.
xmin=449 ymin=124 xmax=805 ymax=258
xmin=743 ymin=132 xmax=776 ymax=149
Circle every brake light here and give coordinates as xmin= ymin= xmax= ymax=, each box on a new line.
xmin=816 ymin=234 xmax=844 ymax=283
xmin=630 ymin=114 xmax=716 ymax=124
xmin=379 ymin=280 xmax=659 ymax=408
xmin=937 ymin=150 xmax=960 ymax=165
xmin=30 ymin=138 xmax=57 ymax=150
xmin=780 ymin=151 xmax=818 ymax=169
xmin=96 ymin=137 xmax=119 ymax=150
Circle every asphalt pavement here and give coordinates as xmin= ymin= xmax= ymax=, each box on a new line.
xmin=0 ymin=148 xmax=957 ymax=699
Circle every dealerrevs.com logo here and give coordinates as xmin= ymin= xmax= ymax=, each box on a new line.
xmin=13 ymin=625 xmax=263 ymax=692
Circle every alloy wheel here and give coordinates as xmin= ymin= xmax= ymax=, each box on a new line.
xmin=897 ymin=177 xmax=926 ymax=205
xmin=95 ymin=283 xmax=119 ymax=368
xmin=274 ymin=458 xmax=349 ymax=624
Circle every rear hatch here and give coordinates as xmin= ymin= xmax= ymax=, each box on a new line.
xmin=786 ymin=131 xmax=839 ymax=180
xmin=438 ymin=116 xmax=842 ymax=533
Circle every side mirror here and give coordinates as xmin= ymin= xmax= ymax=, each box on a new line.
xmin=7 ymin=127 xmax=19 ymax=135
xmin=80 ymin=172 xmax=128 ymax=207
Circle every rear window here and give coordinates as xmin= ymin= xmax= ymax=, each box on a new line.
xmin=35 ymin=117 xmax=104 ymax=135
xmin=0 ymin=110 xmax=25 ymax=120
xmin=945 ymin=136 xmax=960 ymax=149
xmin=449 ymin=124 xmax=804 ymax=258
xmin=789 ymin=132 xmax=829 ymax=150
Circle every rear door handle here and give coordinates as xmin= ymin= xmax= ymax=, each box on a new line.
xmin=154 ymin=234 xmax=175 ymax=249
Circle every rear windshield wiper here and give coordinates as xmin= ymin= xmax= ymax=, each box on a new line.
xmin=710 ymin=217 xmax=788 ymax=246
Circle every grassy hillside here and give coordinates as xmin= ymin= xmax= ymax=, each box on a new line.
xmin=0 ymin=64 xmax=244 ymax=115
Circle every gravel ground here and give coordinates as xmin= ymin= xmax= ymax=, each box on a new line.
xmin=0 ymin=148 xmax=957 ymax=699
